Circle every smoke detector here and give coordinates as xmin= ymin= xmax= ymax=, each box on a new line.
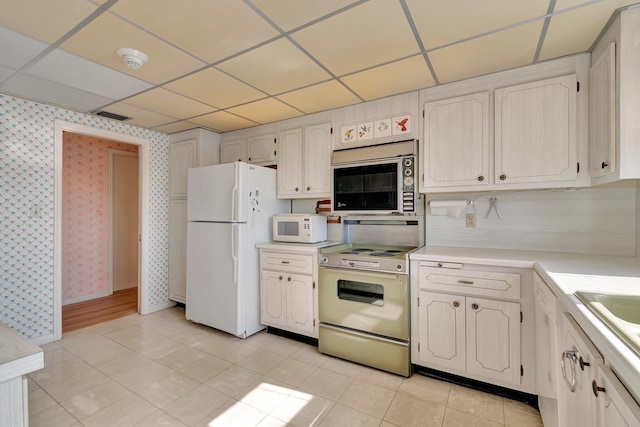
xmin=117 ymin=48 xmax=148 ymax=70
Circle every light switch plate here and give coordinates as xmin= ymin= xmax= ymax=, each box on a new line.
xmin=466 ymin=213 xmax=476 ymax=228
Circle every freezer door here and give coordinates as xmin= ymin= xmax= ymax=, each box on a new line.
xmin=187 ymin=162 xmax=247 ymax=222
xmin=185 ymin=222 xmax=248 ymax=336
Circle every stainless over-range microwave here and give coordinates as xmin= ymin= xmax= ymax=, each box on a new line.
xmin=331 ymin=140 xmax=417 ymax=215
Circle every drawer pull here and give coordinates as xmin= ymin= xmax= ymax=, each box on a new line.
xmin=281 ymin=260 xmax=290 ymax=264
xmin=458 ymin=280 xmax=474 ymax=285
xmin=592 ymin=380 xmax=606 ymax=397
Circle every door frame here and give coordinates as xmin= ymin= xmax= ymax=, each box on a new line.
xmin=109 ymin=149 xmax=139 ymax=294
xmin=54 ymin=120 xmax=150 ymax=341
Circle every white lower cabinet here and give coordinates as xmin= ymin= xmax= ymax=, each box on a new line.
xmin=258 ymin=244 xmax=327 ymax=338
xmin=595 ymin=364 xmax=640 ymax=426
xmin=411 ymin=260 xmax=533 ymax=392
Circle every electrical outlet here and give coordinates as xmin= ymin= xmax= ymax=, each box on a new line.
xmin=466 ymin=213 xmax=476 ymax=228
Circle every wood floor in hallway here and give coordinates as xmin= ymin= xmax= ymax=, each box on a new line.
xmin=62 ymin=287 xmax=138 ymax=333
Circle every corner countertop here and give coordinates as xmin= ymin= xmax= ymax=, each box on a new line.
xmin=0 ymin=322 xmax=44 ymax=383
xmin=410 ymin=245 xmax=640 ymax=403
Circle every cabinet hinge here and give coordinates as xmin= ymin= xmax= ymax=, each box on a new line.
xmin=313 ymin=319 xmax=316 ymax=327
xmin=417 ymin=296 xmax=420 ymax=307
xmin=313 ymin=281 xmax=316 ymax=289
xmin=330 ymin=127 xmax=333 ymax=135
xmin=418 ymin=342 xmax=421 ymax=352
xmin=577 ymin=162 xmax=580 ymax=173
xmin=521 ymin=365 xmax=524 ymax=376
xmin=273 ymin=137 xmax=276 ymax=143
xmin=422 ymin=109 xmax=425 ymax=118
xmin=577 ymin=81 xmax=580 ymax=92
xmin=520 ymin=311 xmax=523 ymax=323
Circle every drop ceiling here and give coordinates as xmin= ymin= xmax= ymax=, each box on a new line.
xmin=0 ymin=0 xmax=636 ymax=134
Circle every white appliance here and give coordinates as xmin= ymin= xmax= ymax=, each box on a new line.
xmin=186 ymin=162 xmax=289 ymax=338
xmin=272 ymin=213 xmax=327 ymax=243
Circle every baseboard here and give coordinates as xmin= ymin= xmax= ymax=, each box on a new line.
xmin=31 ymin=333 xmax=57 ymax=346
xmin=144 ymin=300 xmax=176 ymax=314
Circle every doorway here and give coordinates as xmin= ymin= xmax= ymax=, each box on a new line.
xmin=54 ymin=120 xmax=151 ymax=340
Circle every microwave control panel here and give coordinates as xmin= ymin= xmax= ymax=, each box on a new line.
xmin=402 ymin=156 xmax=415 ymax=212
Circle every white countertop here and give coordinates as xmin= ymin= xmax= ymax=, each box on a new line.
xmin=256 ymin=241 xmax=341 ymax=252
xmin=411 ymin=245 xmax=640 ymax=403
xmin=0 ymin=322 xmax=44 ymax=383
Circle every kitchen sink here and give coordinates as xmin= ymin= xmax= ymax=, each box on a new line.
xmin=575 ymin=291 xmax=640 ymax=356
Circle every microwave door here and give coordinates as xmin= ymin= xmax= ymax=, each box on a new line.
xmin=333 ymin=161 xmax=399 ymax=213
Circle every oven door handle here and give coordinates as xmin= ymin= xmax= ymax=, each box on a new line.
xmin=320 ymin=266 xmax=401 ymax=280
xmin=320 ymin=323 xmax=409 ymax=346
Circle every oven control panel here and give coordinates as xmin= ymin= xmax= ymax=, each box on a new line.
xmin=402 ymin=156 xmax=415 ymax=212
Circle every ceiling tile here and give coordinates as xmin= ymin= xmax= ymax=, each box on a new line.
xmin=0 ymin=73 xmax=114 ymax=112
xmin=61 ymin=12 xmax=206 ymax=84
xmin=100 ymin=102 xmax=178 ymax=128
xmin=227 ymin=98 xmax=303 ymax=124
xmin=429 ymin=20 xmax=544 ymax=84
xmin=277 ymin=80 xmax=360 ymax=114
xmin=0 ymin=0 xmax=98 ymax=43
xmin=0 ymin=64 xmax=15 ymax=83
xmin=152 ymin=121 xmax=201 ymax=134
xmin=0 ymin=26 xmax=48 ymax=70
xmin=164 ymin=68 xmax=266 ymax=109
xmin=341 ymin=55 xmax=435 ymax=101
xmin=26 ymin=49 xmax=152 ymax=99
xmin=190 ymin=111 xmax=258 ymax=133
xmin=111 ymin=0 xmax=279 ymax=63
xmin=538 ymin=0 xmax=631 ymax=61
xmin=217 ymin=38 xmax=331 ymax=95
xmin=125 ymin=88 xmax=215 ymax=119
xmin=406 ymin=0 xmax=549 ymax=50
xmin=291 ymin=0 xmax=420 ymax=76
xmin=251 ymin=0 xmax=359 ymax=31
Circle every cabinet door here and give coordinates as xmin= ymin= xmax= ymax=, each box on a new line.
xmin=417 ymin=291 xmax=466 ymax=372
xmin=422 ymin=92 xmax=489 ymax=188
xmin=494 ymin=74 xmax=577 ymax=185
xmin=286 ymin=274 xmax=314 ymax=336
xmin=303 ymin=123 xmax=332 ymax=197
xmin=277 ymin=128 xmax=303 ymax=198
xmin=168 ymin=199 xmax=188 ymax=303
xmin=595 ymin=364 xmax=640 ymax=427
xmin=248 ymin=134 xmax=276 ymax=165
xmin=169 ymin=139 xmax=197 ymax=197
xmin=220 ymin=140 xmax=247 ymax=164
xmin=261 ymin=270 xmax=287 ymax=327
xmin=590 ymin=42 xmax=616 ymax=179
xmin=558 ymin=313 xmax=602 ymax=427
xmin=466 ymin=297 xmax=521 ymax=385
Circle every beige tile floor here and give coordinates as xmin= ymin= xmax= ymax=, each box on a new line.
xmin=28 ymin=307 xmax=544 ymax=427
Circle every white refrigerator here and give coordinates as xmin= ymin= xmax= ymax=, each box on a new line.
xmin=185 ymin=162 xmax=289 ymax=338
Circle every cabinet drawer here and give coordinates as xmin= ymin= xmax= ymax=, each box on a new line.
xmin=261 ymin=252 xmax=313 ymax=274
xmin=418 ymin=266 xmax=520 ymax=299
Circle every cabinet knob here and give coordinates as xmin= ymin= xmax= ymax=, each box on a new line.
xmin=306 ymin=187 xmax=310 ymax=191
xmin=287 ymin=277 xmax=291 ymax=282
xmin=477 ymin=175 xmax=484 ymax=182
xmin=279 ymin=276 xmax=283 ymax=280
xmin=579 ymin=356 xmax=590 ymax=371
xmin=452 ymin=301 xmax=460 ymax=308
xmin=601 ymin=162 xmax=608 ymax=169
xmin=248 ymin=157 xmax=251 ymax=161
xmin=295 ymin=187 xmax=299 ymax=191
xmin=592 ymin=380 xmax=606 ymax=397
xmin=471 ymin=303 xmax=479 ymax=310
xmin=499 ymin=174 xmax=507 ymax=181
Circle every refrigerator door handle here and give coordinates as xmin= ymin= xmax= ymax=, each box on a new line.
xmin=231 ymin=223 xmax=238 ymax=283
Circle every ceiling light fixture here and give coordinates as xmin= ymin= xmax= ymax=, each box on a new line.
xmin=116 ymin=48 xmax=148 ymax=70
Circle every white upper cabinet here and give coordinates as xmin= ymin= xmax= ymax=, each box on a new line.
xmin=422 ymin=92 xmax=489 ymax=188
xmin=277 ymin=122 xmax=331 ymax=199
xmin=589 ymin=43 xmax=616 ymax=179
xmin=590 ymin=7 xmax=640 ymax=185
xmin=420 ymin=55 xmax=589 ymax=193
xmin=494 ymin=74 xmax=578 ymax=185
xmin=169 ymin=139 xmax=197 ymax=198
xmin=220 ymin=139 xmax=247 ymax=163
xmin=247 ymin=134 xmax=277 ymax=166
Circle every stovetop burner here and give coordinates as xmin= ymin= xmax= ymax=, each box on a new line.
xmin=320 ymin=243 xmax=416 ymax=274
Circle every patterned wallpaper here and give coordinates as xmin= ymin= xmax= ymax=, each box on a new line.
xmin=62 ymin=133 xmax=138 ymax=304
xmin=0 ymin=94 xmax=169 ymax=340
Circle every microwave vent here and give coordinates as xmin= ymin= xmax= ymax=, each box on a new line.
xmin=332 ymin=139 xmax=416 ymax=165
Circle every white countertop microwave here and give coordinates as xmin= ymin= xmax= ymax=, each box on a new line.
xmin=272 ymin=214 xmax=327 ymax=243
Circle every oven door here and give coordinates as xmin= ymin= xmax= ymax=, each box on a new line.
xmin=332 ymin=159 xmax=401 ymax=214
xmin=318 ymin=267 xmax=409 ymax=340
